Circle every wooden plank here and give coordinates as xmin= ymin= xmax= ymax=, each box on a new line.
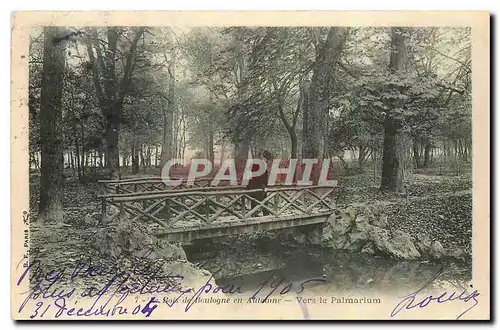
xmin=99 ymin=185 xmax=338 ymax=202
xmin=244 ymin=192 xmax=279 ymax=218
xmin=156 ymin=213 xmax=331 ymax=242
xmin=277 ymin=190 xmax=307 ymax=213
xmin=124 ymin=204 xmax=169 ymax=228
xmin=130 ymin=197 xmax=168 ymax=222
xmin=208 ymin=195 xmax=244 ymax=221
xmin=169 ymin=197 xmax=208 ymax=225
xmin=98 ymin=185 xmax=246 ymax=199
xmin=304 ymin=189 xmax=335 ymax=213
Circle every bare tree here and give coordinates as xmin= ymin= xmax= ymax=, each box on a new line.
xmin=85 ymin=27 xmax=145 ymax=179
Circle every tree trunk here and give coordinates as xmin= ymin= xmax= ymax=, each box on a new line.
xmin=337 ymin=154 xmax=349 ymax=170
xmin=86 ymin=27 xmax=144 ymax=180
xmin=380 ymin=27 xmax=408 ymax=193
xmin=206 ymin=131 xmax=215 ymax=164
xmin=131 ymin=143 xmax=139 ymax=175
xmin=220 ymin=139 xmax=226 ymax=165
xmin=160 ymin=50 xmax=176 ymax=168
xmin=423 ymin=142 xmax=431 ymax=167
xmin=69 ymin=150 xmax=74 ymax=170
xmin=104 ymin=101 xmax=121 ymax=178
xmin=155 ymin=145 xmax=159 ymax=166
xmin=38 ymin=27 xmax=66 ymax=224
xmin=74 ymin=140 xmax=81 ymax=180
xmin=381 ymin=117 xmax=406 ymax=192
xmin=290 ymin=130 xmax=298 ymax=159
xmin=99 ymin=150 xmax=104 ymax=168
xmin=29 ymin=153 xmax=34 ymax=170
xmin=235 ymin=140 xmax=250 ymax=162
xmin=234 ymin=138 xmax=250 ymax=180
xmin=358 ymin=145 xmax=368 ymax=170
xmin=146 ymin=145 xmax=152 ymax=166
xmin=302 ymin=27 xmax=347 ymax=158
xmin=413 ymin=138 xmax=422 ymax=168
xmin=139 ymin=144 xmax=145 ymax=168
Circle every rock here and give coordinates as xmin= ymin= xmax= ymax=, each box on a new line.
xmin=367 ymin=226 xmax=421 ymax=260
xmin=323 ymin=234 xmax=349 ymax=250
xmin=83 ymin=214 xmax=96 ymax=227
xmin=414 ymin=234 xmax=447 ymax=260
xmin=384 ymin=229 xmax=420 ymax=260
xmin=344 ymin=206 xmax=357 ymax=222
xmin=321 ymin=203 xmax=428 ymax=261
xmin=361 ymin=242 xmax=375 ymax=255
xmin=102 ymin=205 xmax=119 ymax=224
xmin=166 ymin=261 xmax=218 ymax=294
xmin=292 ymin=231 xmax=307 ymax=244
xmin=372 ymin=214 xmax=389 ymax=228
xmin=322 ymin=210 xmax=355 ymax=248
xmin=415 ymin=233 xmax=433 ymax=257
xmin=334 ymin=212 xmax=355 ymax=235
xmin=106 ymin=204 xmax=119 ymax=217
xmin=151 ymin=240 xmax=187 ymax=261
xmin=444 ymin=246 xmax=467 ymax=260
xmin=429 ymin=241 xmax=446 ymax=259
xmin=91 ymin=218 xmax=156 ymax=258
xmin=355 ymin=214 xmax=370 ymax=225
xmin=306 ymin=226 xmax=323 ymax=245
xmin=346 ymin=220 xmax=371 ymax=250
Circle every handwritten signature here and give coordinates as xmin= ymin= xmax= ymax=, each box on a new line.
xmin=391 ymin=266 xmax=480 ymax=320
xmin=17 ymin=257 xmax=325 ymax=318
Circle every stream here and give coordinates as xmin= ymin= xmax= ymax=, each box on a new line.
xmin=183 ymin=233 xmax=473 ymax=297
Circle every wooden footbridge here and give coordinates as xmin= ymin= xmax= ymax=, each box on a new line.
xmin=98 ymin=176 xmax=338 ymax=243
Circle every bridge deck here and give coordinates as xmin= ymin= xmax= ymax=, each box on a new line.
xmin=155 ymin=213 xmax=330 ymax=242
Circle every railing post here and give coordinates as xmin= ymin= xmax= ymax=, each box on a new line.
xmin=165 ymin=199 xmax=170 ymax=224
xmin=241 ymin=194 xmax=246 ymax=219
xmin=205 ymin=197 xmax=210 ymax=223
xmin=300 ymin=189 xmax=305 ymax=212
xmin=140 ymin=181 xmax=146 ymax=210
xmin=330 ymin=188 xmax=336 ymax=210
xmin=275 ymin=193 xmax=279 ymax=215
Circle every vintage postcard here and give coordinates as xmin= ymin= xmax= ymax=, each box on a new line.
xmin=11 ymin=11 xmax=490 ymax=320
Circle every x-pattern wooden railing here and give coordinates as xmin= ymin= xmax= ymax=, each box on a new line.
xmin=99 ymin=184 xmax=338 ymax=229
xmin=98 ymin=176 xmax=214 ymax=194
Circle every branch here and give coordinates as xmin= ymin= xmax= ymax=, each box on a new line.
xmin=436 ymin=83 xmax=465 ymax=95
xmin=420 ymin=45 xmax=471 ymax=73
xmin=338 ymin=61 xmax=360 ymax=79
xmin=85 ymin=39 xmax=105 ymax=106
xmin=90 ymin=30 xmax=108 ymax=83
xmin=292 ymin=82 xmax=303 ymax=128
xmin=157 ymin=91 xmax=172 ymax=104
xmin=118 ymin=27 xmax=146 ymax=102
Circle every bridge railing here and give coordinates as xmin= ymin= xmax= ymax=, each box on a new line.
xmin=98 ymin=176 xmax=214 ymax=194
xmin=98 ymin=184 xmax=338 ymax=229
